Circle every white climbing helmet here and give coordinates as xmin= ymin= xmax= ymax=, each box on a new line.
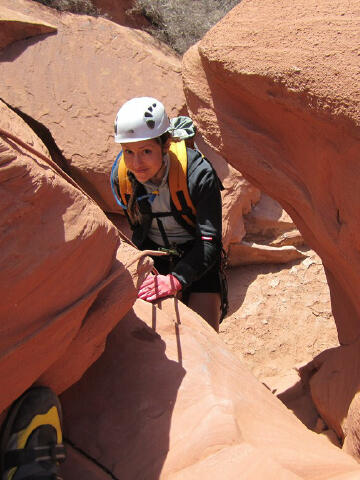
xmin=114 ymin=97 xmax=170 ymax=143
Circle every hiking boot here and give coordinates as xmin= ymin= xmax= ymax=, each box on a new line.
xmin=0 ymin=387 xmax=66 ymax=480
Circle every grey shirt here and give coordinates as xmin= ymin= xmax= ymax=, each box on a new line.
xmin=143 ymin=155 xmax=194 ymax=246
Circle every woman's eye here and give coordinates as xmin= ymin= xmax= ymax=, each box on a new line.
xmin=144 ymin=149 xmax=152 ymax=154
xmin=124 ymin=149 xmax=133 ymax=155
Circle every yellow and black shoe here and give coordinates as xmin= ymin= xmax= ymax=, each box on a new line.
xmin=0 ymin=387 xmax=66 ymax=480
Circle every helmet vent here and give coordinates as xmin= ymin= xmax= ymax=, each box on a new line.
xmin=146 ymin=120 xmax=155 ymax=129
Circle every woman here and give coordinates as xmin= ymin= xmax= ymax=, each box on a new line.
xmin=110 ymin=97 xmax=226 ymax=331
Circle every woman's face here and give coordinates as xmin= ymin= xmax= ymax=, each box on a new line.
xmin=121 ymin=138 xmax=164 ymax=183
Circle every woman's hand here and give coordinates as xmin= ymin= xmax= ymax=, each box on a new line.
xmin=138 ymin=274 xmax=182 ymax=302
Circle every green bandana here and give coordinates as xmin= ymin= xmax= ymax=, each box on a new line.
xmin=167 ymin=116 xmax=196 ymax=140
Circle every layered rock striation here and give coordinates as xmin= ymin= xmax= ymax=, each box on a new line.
xmin=0 ymin=100 xmax=152 ymax=411
xmin=61 ymin=298 xmax=360 ymax=479
xmin=182 ymin=0 xmax=360 ymax=457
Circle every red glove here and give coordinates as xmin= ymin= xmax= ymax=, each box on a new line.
xmin=138 ymin=274 xmax=182 ymax=302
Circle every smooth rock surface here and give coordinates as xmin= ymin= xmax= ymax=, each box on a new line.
xmin=182 ymin=0 xmax=360 ymax=345
xmin=61 ymin=298 xmax=360 ymax=479
xmin=304 ymin=340 xmax=360 ymax=455
xmin=182 ymin=0 xmax=360 ymax=457
xmin=0 ymin=100 xmax=152 ymax=412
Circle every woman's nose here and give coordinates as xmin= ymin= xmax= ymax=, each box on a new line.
xmin=132 ymin=152 xmax=143 ymax=167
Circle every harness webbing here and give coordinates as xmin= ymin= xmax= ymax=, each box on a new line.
xmin=156 ymin=217 xmax=170 ymax=249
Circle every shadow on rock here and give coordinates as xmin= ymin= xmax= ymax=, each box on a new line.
xmin=0 ymin=32 xmax=57 ymax=63
xmin=60 ymin=307 xmax=186 ymax=480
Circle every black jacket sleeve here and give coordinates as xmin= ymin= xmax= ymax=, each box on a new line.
xmin=171 ymin=149 xmax=222 ymax=288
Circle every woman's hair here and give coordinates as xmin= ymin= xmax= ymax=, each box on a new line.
xmin=155 ymin=131 xmax=171 ymax=149
xmin=126 ymin=172 xmax=140 ymax=226
xmin=126 ymin=132 xmax=172 ymax=226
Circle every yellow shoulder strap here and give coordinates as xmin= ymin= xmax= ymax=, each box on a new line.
xmin=168 ymin=140 xmax=196 ymax=227
xmin=118 ymin=152 xmax=132 ymax=206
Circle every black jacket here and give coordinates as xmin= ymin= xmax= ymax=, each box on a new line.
xmin=111 ymin=147 xmax=222 ymax=288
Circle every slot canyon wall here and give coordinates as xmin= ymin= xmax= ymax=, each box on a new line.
xmin=1 ymin=0 xmax=360 ymax=477
xmin=182 ymin=0 xmax=360 ymax=457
